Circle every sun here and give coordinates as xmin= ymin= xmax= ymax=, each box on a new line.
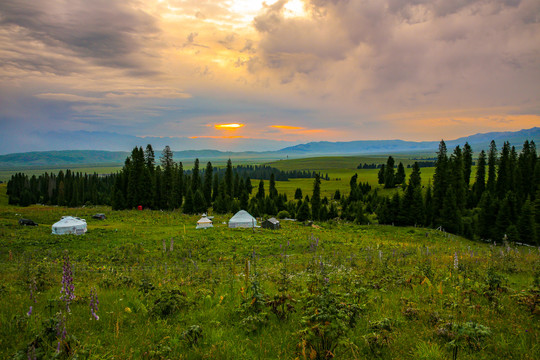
xmin=215 ymin=123 xmax=244 ymax=130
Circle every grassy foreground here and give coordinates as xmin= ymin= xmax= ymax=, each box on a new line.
xmin=0 ymin=185 xmax=538 ymax=359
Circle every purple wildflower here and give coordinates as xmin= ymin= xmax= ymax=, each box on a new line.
xmin=60 ymin=254 xmax=75 ymax=312
xmin=90 ymin=287 xmax=99 ymax=320
xmin=453 ymin=252 xmax=458 ymax=270
xmin=26 ymin=306 xmax=32 ymax=316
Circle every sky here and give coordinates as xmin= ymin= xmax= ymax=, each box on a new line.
xmin=0 ymin=0 xmax=539 ymax=152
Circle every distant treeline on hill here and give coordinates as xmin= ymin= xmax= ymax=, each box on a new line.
xmin=6 ymin=145 xmax=325 ymax=216
xmin=358 ymin=160 xmax=474 ymax=169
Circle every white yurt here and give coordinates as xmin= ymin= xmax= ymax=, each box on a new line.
xmin=52 ymin=216 xmax=87 ymax=235
xmin=228 ymin=210 xmax=258 ymax=228
xmin=196 ymin=214 xmax=213 ymax=229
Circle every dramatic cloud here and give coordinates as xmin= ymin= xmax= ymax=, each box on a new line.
xmin=0 ymin=0 xmax=538 ymax=153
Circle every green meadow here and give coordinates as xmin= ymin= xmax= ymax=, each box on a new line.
xmin=0 ymin=181 xmax=538 ymax=359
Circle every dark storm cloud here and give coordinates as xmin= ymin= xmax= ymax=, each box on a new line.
xmin=0 ymin=0 xmax=160 ymax=73
xmin=250 ymin=0 xmax=540 ymax=113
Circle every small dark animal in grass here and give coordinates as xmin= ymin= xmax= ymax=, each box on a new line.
xmin=19 ymin=219 xmax=38 ymax=226
xmin=92 ymin=214 xmax=106 ymax=220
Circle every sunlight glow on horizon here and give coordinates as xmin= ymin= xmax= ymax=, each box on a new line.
xmin=215 ymin=123 xmax=244 ymax=130
xmin=189 ymin=135 xmax=246 ymax=139
xmin=271 ymin=125 xmax=305 ymax=130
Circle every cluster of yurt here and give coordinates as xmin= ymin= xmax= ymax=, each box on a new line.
xmin=195 ymin=210 xmax=283 ymax=230
xmin=52 ymin=216 xmax=87 ymax=235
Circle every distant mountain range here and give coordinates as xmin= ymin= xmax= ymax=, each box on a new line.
xmin=0 ymin=127 xmax=538 ymax=168
xmin=279 ymin=127 xmax=540 ymax=154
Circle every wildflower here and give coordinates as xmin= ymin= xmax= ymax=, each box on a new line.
xmin=26 ymin=306 xmax=33 ymax=317
xmin=60 ymin=254 xmax=75 ymax=312
xmin=169 ymin=237 xmax=174 ymax=252
xmin=453 ymin=252 xmax=458 ymax=270
xmin=125 ymin=307 xmax=132 ymax=313
xmin=90 ymin=287 xmax=99 ymax=320
xmin=219 ymin=295 xmax=224 ymax=304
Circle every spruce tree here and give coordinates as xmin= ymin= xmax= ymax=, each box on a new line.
xmin=517 ymin=198 xmax=536 ymax=245
xmin=403 ymin=162 xmax=423 ymax=225
xmin=473 ymin=150 xmax=487 ymax=204
xmin=193 ymin=189 xmax=207 ymax=214
xmin=183 ymin=188 xmax=194 ymax=214
xmin=296 ymin=199 xmax=311 ymax=222
xmin=256 ymin=180 xmax=265 ymax=199
xmin=225 ymin=159 xmax=233 ymax=197
xmin=441 ymin=186 xmax=461 ymax=234
xmin=203 ymin=162 xmax=213 ymax=206
xmin=432 ymin=140 xmax=449 ymax=223
xmin=160 ymin=146 xmax=175 ymax=209
xmin=212 ymin=173 xmax=219 ymax=201
xmin=384 ymin=156 xmax=395 ymax=188
xmin=245 ymin=176 xmax=253 ymax=195
xmin=463 ymin=142 xmax=473 ymax=187
xmin=174 ymin=162 xmax=184 ymax=209
xmin=378 ymin=165 xmax=385 ymax=185
xmin=496 ymin=142 xmax=511 ymax=197
xmin=269 ymin=173 xmax=278 ymax=199
xmin=311 ymin=174 xmax=321 ymax=220
xmin=450 ymin=146 xmax=466 ymax=211
xmin=395 ymin=162 xmax=406 ymax=185
xmin=487 ymin=140 xmax=497 ymax=193
xmin=191 ymin=158 xmax=201 ymax=193
xmin=294 ymin=188 xmax=303 ymax=200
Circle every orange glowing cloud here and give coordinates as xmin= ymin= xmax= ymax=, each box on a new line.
xmin=215 ymin=123 xmax=244 ymax=130
xmin=189 ymin=135 xmax=246 ymax=139
xmin=271 ymin=125 xmax=305 ymax=130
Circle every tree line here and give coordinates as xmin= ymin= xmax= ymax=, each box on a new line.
xmin=371 ymin=140 xmax=539 ymax=245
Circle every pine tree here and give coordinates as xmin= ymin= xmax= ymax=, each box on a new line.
xmin=245 ymin=176 xmax=253 ymax=195
xmin=183 ymin=188 xmax=194 ymax=214
xmin=174 ymin=162 xmax=184 ymax=209
xmin=441 ymin=186 xmax=461 ymax=234
xmin=487 ymin=140 xmax=497 ymax=193
xmin=384 ymin=156 xmax=395 ymax=188
xmin=473 ymin=150 xmax=487 ymax=205
xmin=269 ymin=173 xmax=278 ymax=199
xmin=378 ymin=165 xmax=385 ymax=185
xmin=193 ymin=189 xmax=207 ymax=214
xmin=296 ymin=199 xmax=311 ymax=222
xmin=225 ymin=159 xmax=233 ymax=197
xmin=495 ymin=192 xmax=518 ymax=242
xmin=517 ymin=198 xmax=536 ymax=245
xmin=432 ymin=140 xmax=449 ymax=223
xmin=395 ymin=162 xmax=406 ymax=185
xmin=191 ymin=158 xmax=201 ymax=193
xmin=127 ymin=147 xmax=145 ymax=208
xmin=463 ymin=142 xmax=473 ymax=187
xmin=403 ymin=162 xmax=423 ymax=225
xmin=424 ymin=184 xmax=433 ymax=226
xmin=160 ymin=146 xmax=175 ymax=209
xmin=212 ymin=173 xmax=219 ymax=201
xmin=450 ymin=146 xmax=466 ymax=211
xmin=294 ymin=188 xmax=303 ymax=200
xmin=311 ymin=174 xmax=321 ymax=220
xmin=203 ymin=162 xmax=213 ymax=206
xmin=256 ymin=180 xmax=265 ymax=199
xmin=496 ymin=142 xmax=511 ymax=197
